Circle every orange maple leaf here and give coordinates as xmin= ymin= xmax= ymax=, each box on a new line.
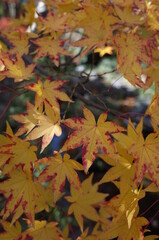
xmin=61 ymin=105 xmax=124 ymax=173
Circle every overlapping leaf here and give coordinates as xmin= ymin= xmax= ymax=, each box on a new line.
xmin=0 ymin=123 xmax=37 ymax=174
xmin=38 ymin=152 xmax=83 ymax=202
xmin=32 ymin=33 xmax=71 ymax=67
xmin=61 ymin=105 xmax=124 ymax=173
xmin=114 ymin=32 xmax=151 ymax=87
xmin=22 ymin=220 xmax=64 ymax=240
xmin=11 ymin=101 xmax=40 ymax=136
xmin=0 ymin=169 xmax=40 ymax=225
xmin=99 ymin=214 xmax=148 ymax=240
xmin=26 ymin=102 xmax=62 ymax=153
xmin=26 ymin=77 xmax=72 ymax=114
xmin=114 ymin=119 xmax=159 ymax=188
xmin=0 ymin=53 xmax=35 ymax=82
xmin=99 ymin=143 xmax=135 ymax=195
xmin=65 ymin=174 xmax=107 ymax=232
xmin=0 ymin=220 xmax=21 ymax=240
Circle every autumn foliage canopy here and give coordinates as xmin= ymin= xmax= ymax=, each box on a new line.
xmin=0 ymin=0 xmax=159 ymax=239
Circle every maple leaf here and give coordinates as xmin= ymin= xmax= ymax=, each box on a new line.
xmin=47 ymin=0 xmax=80 ymax=14
xmin=147 ymin=2 xmax=159 ymax=31
xmin=65 ymin=174 xmax=107 ymax=232
xmin=99 ymin=144 xmax=135 ymax=195
xmin=37 ymin=10 xmax=69 ymax=33
xmin=4 ymin=31 xmax=37 ymax=56
xmin=22 ymin=220 xmax=64 ymax=240
xmin=0 ymin=169 xmax=40 ymax=225
xmin=32 ymin=33 xmax=71 ymax=67
xmin=34 ymin=182 xmax=58 ymax=213
xmin=38 ymin=152 xmax=83 ymax=202
xmin=61 ymin=105 xmax=124 ymax=173
xmin=114 ymin=119 xmax=159 ymax=188
xmin=94 ymin=46 xmax=114 ymax=57
xmin=0 ymin=53 xmax=35 ymax=82
xmin=0 ymin=59 xmax=5 ymax=81
xmin=114 ymin=187 xmax=145 ymax=228
xmin=19 ymin=0 xmax=36 ymax=26
xmin=146 ymin=94 xmax=159 ymax=131
xmin=98 ymin=214 xmax=148 ymax=240
xmin=26 ymin=77 xmax=72 ymax=114
xmin=11 ymin=101 xmax=40 ymax=136
xmin=99 ymin=191 xmax=147 ymax=239
xmin=114 ymin=32 xmax=151 ymax=87
xmin=114 ymin=5 xmax=145 ymax=25
xmin=143 ymin=60 xmax=159 ymax=91
xmin=26 ymin=102 xmax=62 ymax=153
xmin=73 ymin=5 xmax=117 ymax=60
xmin=0 ymin=123 xmax=37 ymax=175
xmin=0 ymin=220 xmax=21 ymax=240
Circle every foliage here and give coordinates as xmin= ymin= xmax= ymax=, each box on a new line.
xmin=0 ymin=0 xmax=159 ymax=239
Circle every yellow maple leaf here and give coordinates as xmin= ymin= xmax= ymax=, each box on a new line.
xmin=5 ymin=31 xmax=37 ymax=56
xmin=114 ymin=187 xmax=145 ymax=228
xmin=99 ymin=214 xmax=148 ymax=240
xmin=114 ymin=32 xmax=151 ymax=87
xmin=26 ymin=102 xmax=62 ymax=153
xmin=47 ymin=0 xmax=80 ymax=14
xmin=114 ymin=118 xmax=159 ymax=188
xmin=65 ymin=174 xmax=107 ymax=232
xmin=26 ymin=77 xmax=72 ymax=115
xmin=146 ymin=94 xmax=159 ymax=131
xmin=0 ymin=53 xmax=35 ymax=82
xmin=32 ymin=33 xmax=71 ymax=67
xmin=0 ymin=40 xmax=8 ymax=53
xmin=38 ymin=152 xmax=83 ymax=202
xmin=0 ymin=122 xmax=37 ymax=175
xmin=114 ymin=5 xmax=145 ymax=25
xmin=0 ymin=169 xmax=40 ymax=225
xmin=11 ymin=101 xmax=40 ymax=136
xmin=20 ymin=0 xmax=36 ymax=26
xmin=143 ymin=61 xmax=159 ymax=91
xmin=147 ymin=1 xmax=159 ymax=31
xmin=73 ymin=5 xmax=117 ymax=60
xmin=94 ymin=46 xmax=114 ymax=57
xmin=37 ymin=10 xmax=69 ymax=33
xmin=22 ymin=220 xmax=64 ymax=240
xmin=34 ymin=182 xmax=58 ymax=213
xmin=61 ymin=105 xmax=124 ymax=173
xmin=99 ymin=145 xmax=135 ymax=195
xmin=0 ymin=220 xmax=21 ymax=240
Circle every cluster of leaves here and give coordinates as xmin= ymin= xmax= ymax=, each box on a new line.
xmin=0 ymin=0 xmax=159 ymax=239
